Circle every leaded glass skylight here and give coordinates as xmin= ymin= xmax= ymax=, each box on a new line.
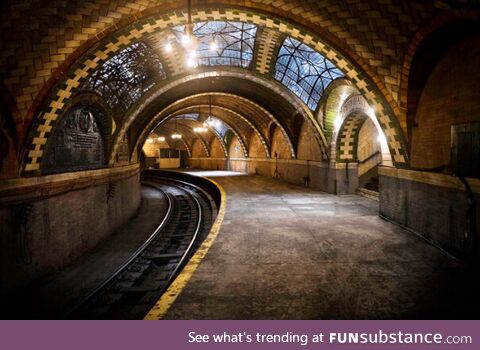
xmin=274 ymin=37 xmax=344 ymax=110
xmin=175 ymin=113 xmax=199 ymax=121
xmin=82 ymin=42 xmax=166 ymax=113
xmin=209 ymin=117 xmax=229 ymax=137
xmin=173 ymin=21 xmax=257 ymax=68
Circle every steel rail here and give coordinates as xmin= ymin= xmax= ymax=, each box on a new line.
xmin=66 ymin=177 xmax=211 ymax=319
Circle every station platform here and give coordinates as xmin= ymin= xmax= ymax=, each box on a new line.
xmin=7 ymin=171 xmax=477 ymax=319
xmin=160 ymin=171 xmax=474 ymax=319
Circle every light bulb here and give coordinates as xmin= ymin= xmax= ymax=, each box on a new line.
xmin=186 ymin=57 xmax=196 ymax=68
xmin=210 ymin=41 xmax=217 ymax=51
xmin=165 ymin=42 xmax=173 ymax=53
xmin=181 ymin=34 xmax=191 ymax=47
xmin=157 ymin=137 xmax=165 ymax=142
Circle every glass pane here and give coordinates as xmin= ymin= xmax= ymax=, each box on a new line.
xmin=173 ymin=21 xmax=257 ymax=68
xmin=274 ymin=37 xmax=344 ymax=110
xmin=82 ymin=42 xmax=166 ymax=113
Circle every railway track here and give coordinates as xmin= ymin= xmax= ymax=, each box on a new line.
xmin=69 ymin=177 xmax=215 ymax=319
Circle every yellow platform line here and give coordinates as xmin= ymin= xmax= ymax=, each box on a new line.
xmin=143 ymin=178 xmax=227 ymax=320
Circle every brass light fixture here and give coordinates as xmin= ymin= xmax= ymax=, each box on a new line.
xmin=203 ymin=95 xmax=219 ymax=128
xmin=171 ymin=118 xmax=182 ymax=139
xmin=194 ymin=106 xmax=207 ymax=133
xmin=163 ymin=0 xmax=218 ymax=68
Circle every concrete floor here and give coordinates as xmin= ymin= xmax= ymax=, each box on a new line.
xmin=9 ymin=185 xmax=168 ymax=319
xmin=164 ymin=173 xmax=479 ymax=319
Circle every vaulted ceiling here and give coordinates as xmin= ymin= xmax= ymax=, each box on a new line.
xmin=1 ymin=0 xmax=479 ymax=178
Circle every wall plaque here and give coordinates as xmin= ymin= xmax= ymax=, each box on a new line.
xmin=44 ymin=105 xmax=106 ymax=173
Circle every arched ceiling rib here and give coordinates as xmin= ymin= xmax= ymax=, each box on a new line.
xmin=122 ymin=73 xmax=311 ymax=162
xmin=166 ymin=107 xmax=252 ymax=158
xmin=14 ymin=5 xmax=424 ymax=174
xmin=151 ymin=98 xmax=272 ymax=157
xmin=175 ymin=119 xmax=229 ymax=158
xmin=129 ymin=88 xmax=303 ymax=162
xmin=158 ymin=123 xmax=211 ymax=157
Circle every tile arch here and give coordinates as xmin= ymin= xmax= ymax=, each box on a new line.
xmin=21 ymin=7 xmax=408 ymax=174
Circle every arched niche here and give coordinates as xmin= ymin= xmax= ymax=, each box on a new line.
xmin=42 ymin=102 xmax=109 ymax=174
xmin=409 ymin=21 xmax=480 ymax=176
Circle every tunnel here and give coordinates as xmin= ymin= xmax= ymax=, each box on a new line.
xmin=0 ymin=0 xmax=480 ymax=320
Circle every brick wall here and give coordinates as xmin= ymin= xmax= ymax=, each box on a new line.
xmin=142 ymin=135 xmax=170 ymax=158
xmin=411 ymin=33 xmax=480 ymax=169
xmin=297 ymin=121 xmax=322 ymax=161
xmin=210 ymin=138 xmax=225 ymax=158
xmin=357 ymin=118 xmax=381 ymax=186
xmin=191 ymin=157 xmax=361 ymax=195
xmin=191 ymin=139 xmax=206 ymax=158
xmin=7 ymin=1 xmax=471 ymax=172
xmin=228 ymin=136 xmax=244 ymax=159
xmin=3 ymin=0 xmax=478 ymax=140
xmin=271 ymin=126 xmax=291 ymax=159
xmin=249 ymin=133 xmax=267 ymax=158
xmin=379 ymin=169 xmax=480 ymax=259
xmin=0 ymin=172 xmax=141 ymax=294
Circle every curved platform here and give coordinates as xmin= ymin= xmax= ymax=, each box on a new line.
xmin=160 ymin=171 xmax=474 ymax=319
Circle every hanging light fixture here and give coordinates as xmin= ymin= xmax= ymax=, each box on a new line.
xmin=194 ymin=106 xmax=207 ymax=133
xmin=203 ymin=95 xmax=219 ymax=128
xmin=163 ymin=0 xmax=218 ymax=68
xmin=171 ymin=118 xmax=182 ymax=139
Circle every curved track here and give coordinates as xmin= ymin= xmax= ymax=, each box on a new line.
xmin=69 ymin=177 xmax=215 ymax=319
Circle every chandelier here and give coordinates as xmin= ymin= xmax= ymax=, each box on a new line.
xmin=194 ymin=106 xmax=207 ymax=133
xmin=171 ymin=118 xmax=182 ymax=139
xmin=193 ymin=127 xmax=208 ymax=133
xmin=146 ymin=135 xmax=166 ymax=143
xmin=163 ymin=0 xmax=217 ymax=68
xmin=202 ymin=95 xmax=219 ymax=128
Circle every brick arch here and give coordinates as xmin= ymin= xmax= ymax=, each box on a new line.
xmin=160 ymin=122 xmax=210 ymax=158
xmin=176 ymin=139 xmax=192 ymax=158
xmin=333 ymin=94 xmax=392 ymax=165
xmin=398 ymin=10 xmax=480 ymax=140
xmin=130 ymin=91 xmax=291 ymax=162
xmin=317 ymin=78 xmax=357 ymax=140
xmin=167 ymin=105 xmax=250 ymax=159
xmin=335 ymin=112 xmax=368 ymax=162
xmin=38 ymin=91 xmax=113 ymax=173
xmin=195 ymin=137 xmax=210 ymax=158
xmin=5 ymin=0 xmax=410 ymax=134
xmin=209 ymin=136 xmax=227 ymax=159
xmin=21 ymin=7 xmax=409 ymax=174
xmin=191 ymin=120 xmax=228 ymax=158
xmin=270 ymin=124 xmax=291 ymax=159
xmin=296 ymin=119 xmax=322 ymax=161
xmin=115 ymin=73 xmax=311 ymax=164
xmin=0 ymin=93 xmax=19 ymax=179
xmin=191 ymin=138 xmax=209 ymax=158
xmin=168 ymin=118 xmax=229 ymax=157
